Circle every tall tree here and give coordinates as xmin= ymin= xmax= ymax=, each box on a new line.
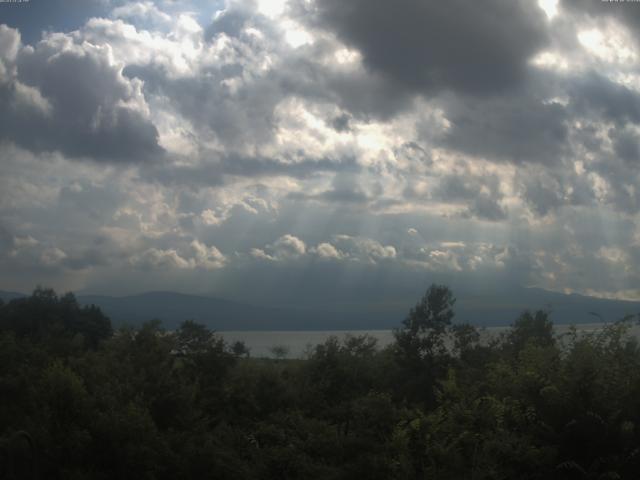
xmin=393 ymin=284 xmax=456 ymax=407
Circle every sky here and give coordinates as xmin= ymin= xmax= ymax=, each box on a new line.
xmin=0 ymin=0 xmax=639 ymax=310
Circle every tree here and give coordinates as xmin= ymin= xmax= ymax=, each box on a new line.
xmin=231 ymin=340 xmax=250 ymax=358
xmin=394 ymin=284 xmax=456 ymax=361
xmin=451 ymin=323 xmax=480 ymax=356
xmin=0 ymin=288 xmax=111 ymax=349
xmin=393 ymin=284 xmax=456 ymax=407
xmin=508 ymin=310 xmax=554 ymax=354
xmin=269 ymin=345 xmax=290 ymax=360
xmin=175 ymin=319 xmax=218 ymax=356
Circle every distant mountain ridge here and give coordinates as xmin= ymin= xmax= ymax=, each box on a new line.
xmin=0 ymin=290 xmax=27 ymax=302
xmin=1 ymin=288 xmax=639 ymax=331
xmin=77 ymin=291 xmax=304 ymax=330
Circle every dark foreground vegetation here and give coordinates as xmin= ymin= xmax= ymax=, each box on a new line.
xmin=1 ymin=286 xmax=640 ymax=479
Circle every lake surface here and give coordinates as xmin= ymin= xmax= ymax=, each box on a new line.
xmin=219 ymin=322 xmax=637 ymax=358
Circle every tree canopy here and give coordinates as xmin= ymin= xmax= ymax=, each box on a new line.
xmin=1 ymin=285 xmax=640 ymax=479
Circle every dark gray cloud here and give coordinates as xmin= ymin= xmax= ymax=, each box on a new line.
xmin=393 ymin=142 xmax=432 ymax=169
xmin=516 ymin=163 xmax=597 ymax=217
xmin=311 ymin=61 xmax=415 ymax=120
xmin=591 ymin=154 xmax=640 ymax=215
xmin=607 ymin=186 xmax=640 ymax=215
xmin=433 ymin=171 xmax=507 ymax=221
xmin=302 ymin=0 xmax=548 ymax=97
xmin=466 ymin=195 xmax=509 ymax=222
xmin=146 ymin=153 xmax=360 ymax=187
xmin=330 ymin=113 xmax=351 ymax=132
xmin=431 ymin=71 xmax=640 ymax=202
xmin=441 ymin=86 xmax=569 ymax=164
xmin=288 ymin=173 xmax=371 ymax=206
xmin=0 ymin=25 xmax=163 ymax=162
xmin=611 ymin=127 xmax=640 ymax=164
xmin=568 ymin=73 xmax=640 ymax=126
xmin=519 ymin=171 xmax=566 ymax=217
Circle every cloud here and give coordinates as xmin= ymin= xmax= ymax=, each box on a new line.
xmin=251 ymin=234 xmax=307 ymax=261
xmin=288 ymin=172 xmax=371 ymax=206
xmin=1 ymin=230 xmax=72 ymax=273
xmin=131 ymin=247 xmax=192 ymax=269
xmin=401 ymin=240 xmax=514 ymax=276
xmin=429 ymin=169 xmax=508 ymax=221
xmin=130 ymin=239 xmax=226 ymax=270
xmin=518 ymin=171 xmax=566 ymax=217
xmin=189 ymin=240 xmax=227 ymax=270
xmin=249 ymin=233 xmax=400 ymax=266
xmin=0 ymin=25 xmax=163 ymax=163
xmin=302 ymin=0 xmax=548 ymax=97
xmin=313 ymin=242 xmax=343 ymax=260
xmin=147 ymin=152 xmax=359 ymax=188
xmin=440 ymin=86 xmax=569 ymax=165
xmin=567 ymin=73 xmax=640 ymax=126
xmin=1 ymin=0 xmax=640 ymax=305
xmin=111 ymin=1 xmax=172 ymax=27
xmin=330 ymin=113 xmax=351 ymax=132
xmin=40 ymin=247 xmax=68 ymax=267
xmin=560 ymin=0 xmax=640 ymax=39
xmin=611 ymin=126 xmax=640 ymax=164
xmin=0 ymin=24 xmax=19 ymax=66
xmin=121 ymin=12 xmax=284 ymax=151
xmin=273 ymin=234 xmax=306 ymax=257
xmin=332 ymin=235 xmax=397 ymax=264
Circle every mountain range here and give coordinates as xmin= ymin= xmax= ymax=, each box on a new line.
xmin=1 ymin=287 xmax=639 ymax=331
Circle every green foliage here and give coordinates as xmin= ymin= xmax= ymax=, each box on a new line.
xmin=395 ymin=284 xmax=456 ymax=359
xmin=0 ymin=287 xmax=112 ymax=350
xmin=508 ymin=310 xmax=555 ymax=353
xmin=392 ymin=284 xmax=457 ymax=407
xmin=2 ymin=286 xmax=640 ymax=479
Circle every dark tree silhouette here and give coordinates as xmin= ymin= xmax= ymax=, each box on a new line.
xmin=1 ymin=285 xmax=639 ymax=479
xmin=393 ymin=284 xmax=456 ymax=407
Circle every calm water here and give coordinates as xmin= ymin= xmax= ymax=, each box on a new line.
xmin=220 ymin=322 xmax=637 ymax=358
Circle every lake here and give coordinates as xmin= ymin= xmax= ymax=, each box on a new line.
xmin=219 ymin=322 xmax=635 ymax=358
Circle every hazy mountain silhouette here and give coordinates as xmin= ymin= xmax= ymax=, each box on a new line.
xmin=0 ymin=291 xmax=27 ymax=302
xmin=1 ymin=288 xmax=638 ymax=330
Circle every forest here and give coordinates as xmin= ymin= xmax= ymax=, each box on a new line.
xmin=1 ymin=285 xmax=640 ymax=479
